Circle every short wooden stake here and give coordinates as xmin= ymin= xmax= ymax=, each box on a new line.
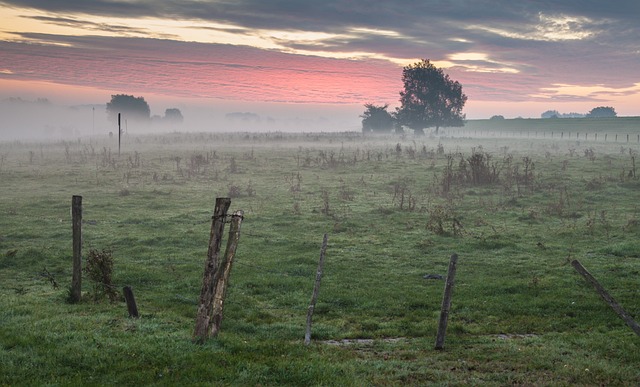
xmin=305 ymin=233 xmax=329 ymax=345
xmin=209 ymin=210 xmax=244 ymax=337
xmin=70 ymin=195 xmax=83 ymax=303
xmin=193 ymin=197 xmax=231 ymax=343
xmin=571 ymin=260 xmax=640 ymax=336
xmin=435 ymin=253 xmax=458 ymax=350
xmin=123 ymin=286 xmax=139 ymax=318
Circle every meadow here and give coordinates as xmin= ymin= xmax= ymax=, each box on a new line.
xmin=1 ymin=122 xmax=639 ymax=385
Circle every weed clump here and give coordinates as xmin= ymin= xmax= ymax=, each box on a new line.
xmin=84 ymin=249 xmax=118 ymax=302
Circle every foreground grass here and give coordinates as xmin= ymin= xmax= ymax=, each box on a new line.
xmin=1 ymin=130 xmax=639 ymax=385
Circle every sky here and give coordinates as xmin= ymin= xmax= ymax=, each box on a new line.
xmin=1 ymin=0 xmax=639 ymax=137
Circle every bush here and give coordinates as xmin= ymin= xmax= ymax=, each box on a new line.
xmin=84 ymin=249 xmax=118 ymax=302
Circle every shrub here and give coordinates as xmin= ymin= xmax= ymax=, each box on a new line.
xmin=84 ymin=249 xmax=118 ymax=302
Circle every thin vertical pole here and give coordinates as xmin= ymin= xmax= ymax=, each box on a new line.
xmin=435 ymin=253 xmax=458 ymax=350
xmin=70 ymin=195 xmax=83 ymax=303
xmin=305 ymin=233 xmax=329 ymax=345
xmin=118 ymin=113 xmax=121 ymax=156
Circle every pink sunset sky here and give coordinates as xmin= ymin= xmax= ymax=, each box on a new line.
xmin=1 ymin=0 xmax=639 ymax=136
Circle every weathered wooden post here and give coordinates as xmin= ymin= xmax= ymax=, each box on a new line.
xmin=193 ymin=198 xmax=231 ymax=343
xmin=571 ymin=260 xmax=640 ymax=336
xmin=118 ymin=113 xmax=122 ymax=156
xmin=123 ymin=286 xmax=139 ymax=318
xmin=210 ymin=210 xmax=244 ymax=337
xmin=435 ymin=253 xmax=458 ymax=350
xmin=70 ymin=195 xmax=82 ymax=303
xmin=305 ymin=233 xmax=329 ymax=345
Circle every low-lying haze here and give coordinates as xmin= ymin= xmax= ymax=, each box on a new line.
xmin=1 ymin=1 xmax=639 ymax=139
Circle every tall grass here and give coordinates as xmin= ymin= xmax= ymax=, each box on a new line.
xmin=1 ymin=131 xmax=639 ymax=385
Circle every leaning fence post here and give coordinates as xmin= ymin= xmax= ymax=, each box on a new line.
xmin=305 ymin=233 xmax=329 ymax=345
xmin=571 ymin=260 xmax=640 ymax=336
xmin=123 ymin=286 xmax=139 ymax=318
xmin=70 ymin=195 xmax=83 ymax=303
xmin=435 ymin=253 xmax=459 ymax=350
xmin=209 ymin=210 xmax=244 ymax=337
xmin=193 ymin=197 xmax=231 ymax=343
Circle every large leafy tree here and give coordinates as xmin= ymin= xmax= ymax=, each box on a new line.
xmin=106 ymin=94 xmax=150 ymax=122
xmin=586 ymin=106 xmax=617 ymax=118
xmin=164 ymin=108 xmax=184 ymax=123
xmin=360 ymin=103 xmax=395 ymax=134
xmin=395 ymin=59 xmax=467 ymax=135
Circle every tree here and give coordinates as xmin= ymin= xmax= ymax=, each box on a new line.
xmin=587 ymin=106 xmax=617 ymax=118
xmin=360 ymin=103 xmax=395 ymax=134
xmin=490 ymin=115 xmax=505 ymax=120
xmin=541 ymin=110 xmax=560 ymax=118
xmin=164 ymin=108 xmax=183 ymax=123
xmin=106 ymin=94 xmax=150 ymax=122
xmin=395 ymin=59 xmax=467 ymax=135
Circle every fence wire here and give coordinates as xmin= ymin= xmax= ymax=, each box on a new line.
xmin=7 ymin=211 xmax=437 ymax=317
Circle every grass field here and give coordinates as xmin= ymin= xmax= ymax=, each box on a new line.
xmin=1 ymin=125 xmax=639 ymax=385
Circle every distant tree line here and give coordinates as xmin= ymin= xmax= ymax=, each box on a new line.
xmin=541 ymin=106 xmax=617 ymax=119
xmin=361 ymin=59 xmax=467 ymax=135
xmin=106 ymin=94 xmax=183 ymax=125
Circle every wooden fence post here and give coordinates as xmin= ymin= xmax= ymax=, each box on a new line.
xmin=70 ymin=195 xmax=82 ymax=303
xmin=209 ymin=210 xmax=244 ymax=337
xmin=118 ymin=113 xmax=122 ymax=156
xmin=123 ymin=286 xmax=139 ymax=318
xmin=193 ymin=198 xmax=231 ymax=343
xmin=305 ymin=234 xmax=329 ymax=345
xmin=435 ymin=253 xmax=459 ymax=350
xmin=571 ymin=260 xmax=640 ymax=336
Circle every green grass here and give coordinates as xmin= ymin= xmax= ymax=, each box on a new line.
xmin=1 ymin=129 xmax=639 ymax=385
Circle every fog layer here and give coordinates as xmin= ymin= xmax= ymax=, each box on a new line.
xmin=0 ymin=98 xmax=363 ymax=141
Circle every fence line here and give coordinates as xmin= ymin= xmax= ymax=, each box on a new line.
xmin=442 ymin=129 xmax=640 ymax=143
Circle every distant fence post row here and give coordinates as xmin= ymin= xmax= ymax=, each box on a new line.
xmin=442 ymin=129 xmax=640 ymax=143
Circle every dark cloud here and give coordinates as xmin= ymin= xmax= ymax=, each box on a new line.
xmin=22 ymin=15 xmax=159 ymax=36
xmin=4 ymin=1 xmax=639 ymax=61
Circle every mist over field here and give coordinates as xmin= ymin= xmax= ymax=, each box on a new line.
xmin=0 ymin=98 xmax=364 ymax=141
